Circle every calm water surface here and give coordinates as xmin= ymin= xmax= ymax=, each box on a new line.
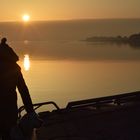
xmin=17 ymin=50 xmax=140 ymax=109
xmin=1 ymin=19 xmax=139 ymax=109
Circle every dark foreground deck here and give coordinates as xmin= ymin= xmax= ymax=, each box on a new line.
xmin=19 ymin=91 xmax=140 ymax=140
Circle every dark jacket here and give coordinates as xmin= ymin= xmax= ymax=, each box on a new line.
xmin=0 ymin=63 xmax=33 ymax=128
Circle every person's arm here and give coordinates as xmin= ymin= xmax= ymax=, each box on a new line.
xmin=17 ymin=66 xmax=43 ymax=128
xmin=17 ymin=68 xmax=34 ymax=114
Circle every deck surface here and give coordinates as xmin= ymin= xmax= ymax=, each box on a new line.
xmin=35 ymin=102 xmax=140 ymax=140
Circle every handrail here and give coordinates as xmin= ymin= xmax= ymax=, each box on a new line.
xmin=18 ymin=91 xmax=140 ymax=118
xmin=66 ymin=91 xmax=140 ymax=109
xmin=18 ymin=101 xmax=60 ymax=119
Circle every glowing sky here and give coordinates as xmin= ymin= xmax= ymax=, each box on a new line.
xmin=0 ymin=0 xmax=140 ymax=21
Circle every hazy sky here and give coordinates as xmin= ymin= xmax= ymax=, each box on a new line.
xmin=0 ymin=0 xmax=140 ymax=21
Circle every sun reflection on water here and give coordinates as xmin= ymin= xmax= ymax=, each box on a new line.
xmin=24 ymin=54 xmax=30 ymax=71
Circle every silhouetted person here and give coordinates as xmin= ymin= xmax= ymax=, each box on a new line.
xmin=0 ymin=38 xmax=35 ymax=140
xmin=0 ymin=38 xmax=19 ymax=63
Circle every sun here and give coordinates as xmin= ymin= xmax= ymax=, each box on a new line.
xmin=22 ymin=14 xmax=30 ymax=22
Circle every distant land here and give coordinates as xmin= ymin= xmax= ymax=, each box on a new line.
xmin=1 ymin=19 xmax=140 ymax=42
xmin=85 ymin=33 xmax=140 ymax=46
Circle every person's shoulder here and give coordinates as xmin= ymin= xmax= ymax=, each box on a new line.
xmin=16 ymin=64 xmax=21 ymax=70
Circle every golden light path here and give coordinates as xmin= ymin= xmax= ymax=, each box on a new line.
xmin=24 ymin=54 xmax=30 ymax=71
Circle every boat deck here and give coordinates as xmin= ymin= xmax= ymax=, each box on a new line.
xmin=19 ymin=91 xmax=140 ymax=140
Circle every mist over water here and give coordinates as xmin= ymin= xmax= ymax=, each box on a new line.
xmin=1 ymin=19 xmax=140 ymax=61
xmin=1 ymin=19 xmax=140 ymax=108
xmin=1 ymin=19 xmax=140 ymax=41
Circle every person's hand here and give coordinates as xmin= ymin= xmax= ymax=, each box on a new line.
xmin=17 ymin=111 xmax=43 ymax=136
xmin=27 ymin=111 xmax=43 ymax=128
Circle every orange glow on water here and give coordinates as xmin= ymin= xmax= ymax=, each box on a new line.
xmin=24 ymin=54 xmax=30 ymax=71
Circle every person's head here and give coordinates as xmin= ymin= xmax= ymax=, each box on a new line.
xmin=1 ymin=37 xmax=7 ymax=44
xmin=0 ymin=37 xmax=19 ymax=63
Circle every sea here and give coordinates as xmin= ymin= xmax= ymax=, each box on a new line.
xmin=0 ymin=19 xmax=140 ymax=110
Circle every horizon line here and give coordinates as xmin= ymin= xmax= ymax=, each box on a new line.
xmin=0 ymin=17 xmax=140 ymax=23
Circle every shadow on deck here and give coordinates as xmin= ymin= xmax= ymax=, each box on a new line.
xmin=19 ymin=91 xmax=140 ymax=140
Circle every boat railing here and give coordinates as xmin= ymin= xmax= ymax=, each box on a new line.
xmin=18 ymin=91 xmax=140 ymax=118
xmin=18 ymin=101 xmax=60 ymax=119
xmin=66 ymin=91 xmax=140 ymax=109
